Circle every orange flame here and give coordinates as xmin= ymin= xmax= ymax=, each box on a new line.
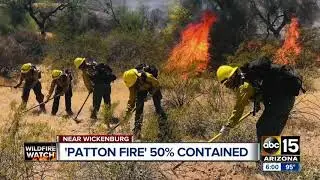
xmin=165 ymin=11 xmax=217 ymax=75
xmin=275 ymin=17 xmax=301 ymax=65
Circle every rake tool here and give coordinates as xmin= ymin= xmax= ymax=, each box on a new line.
xmin=172 ymin=111 xmax=253 ymax=171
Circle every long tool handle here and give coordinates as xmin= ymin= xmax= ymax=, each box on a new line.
xmin=0 ymin=85 xmax=23 ymax=88
xmin=21 ymin=97 xmax=55 ymax=113
xmin=73 ymin=92 xmax=91 ymax=121
xmin=208 ymin=111 xmax=252 ymax=142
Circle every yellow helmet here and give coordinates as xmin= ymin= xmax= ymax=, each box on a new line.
xmin=21 ymin=63 xmax=32 ymax=73
xmin=216 ymin=65 xmax=238 ymax=83
xmin=123 ymin=69 xmax=141 ymax=88
xmin=52 ymin=70 xmax=63 ymax=79
xmin=74 ymin=57 xmax=86 ymax=69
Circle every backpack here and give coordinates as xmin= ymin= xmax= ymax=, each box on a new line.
xmin=30 ymin=65 xmax=41 ymax=79
xmin=240 ymin=57 xmax=304 ymax=97
xmin=94 ymin=63 xmax=116 ymax=83
xmin=64 ymin=68 xmax=73 ymax=81
xmin=135 ymin=63 xmax=159 ymax=78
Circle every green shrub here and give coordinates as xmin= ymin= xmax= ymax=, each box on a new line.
xmin=45 ymin=28 xmax=169 ymax=75
xmin=142 ymin=113 xmax=159 ymax=142
xmin=226 ymin=39 xmax=280 ymax=66
xmin=44 ymin=5 xmax=171 ymax=74
xmin=101 ymin=101 xmax=119 ymax=128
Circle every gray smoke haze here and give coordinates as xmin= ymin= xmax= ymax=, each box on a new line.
xmin=112 ymin=0 xmax=174 ymax=11
xmin=88 ymin=0 xmax=176 ymax=18
xmin=312 ymin=0 xmax=320 ymax=27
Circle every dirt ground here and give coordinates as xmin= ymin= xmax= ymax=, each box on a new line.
xmin=0 ymin=74 xmax=319 ymax=179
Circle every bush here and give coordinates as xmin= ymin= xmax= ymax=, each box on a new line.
xmin=226 ymin=39 xmax=280 ymax=66
xmin=105 ymin=29 xmax=168 ymax=71
xmin=101 ymin=101 xmax=119 ymax=128
xmin=295 ymin=27 xmax=320 ymax=68
xmin=0 ymin=1 xmax=37 ymax=35
xmin=141 ymin=113 xmax=159 ymax=142
xmin=162 ymin=4 xmax=192 ymax=43
xmin=160 ymin=74 xmax=202 ymax=108
xmin=155 ymin=75 xmax=240 ymax=141
xmin=44 ymin=5 xmax=171 ymax=74
xmin=0 ymin=101 xmax=53 ymax=179
xmin=45 ymin=28 xmax=169 ymax=75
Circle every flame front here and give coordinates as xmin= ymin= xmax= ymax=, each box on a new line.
xmin=165 ymin=11 xmax=217 ymax=75
xmin=275 ymin=17 xmax=301 ymax=65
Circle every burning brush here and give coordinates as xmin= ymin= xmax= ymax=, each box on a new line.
xmin=165 ymin=10 xmax=217 ymax=78
xmin=275 ymin=17 xmax=302 ymax=65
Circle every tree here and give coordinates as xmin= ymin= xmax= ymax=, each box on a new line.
xmin=206 ymin=0 xmax=257 ymax=66
xmin=249 ymin=0 xmax=319 ymax=39
xmin=0 ymin=1 xmax=29 ymax=34
xmin=93 ymin=0 xmax=120 ymax=26
xmin=23 ymin=0 xmax=72 ymax=36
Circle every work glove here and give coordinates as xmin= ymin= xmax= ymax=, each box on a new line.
xmin=14 ymin=84 xmax=21 ymax=89
xmin=254 ymin=103 xmax=261 ymax=113
xmin=219 ymin=125 xmax=231 ymax=135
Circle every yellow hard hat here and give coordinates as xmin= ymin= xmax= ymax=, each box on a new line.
xmin=216 ymin=65 xmax=238 ymax=83
xmin=52 ymin=70 xmax=63 ymax=79
xmin=123 ymin=69 xmax=141 ymax=88
xmin=74 ymin=57 xmax=86 ymax=69
xmin=21 ymin=63 xmax=32 ymax=73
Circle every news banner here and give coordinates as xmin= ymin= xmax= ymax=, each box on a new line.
xmin=24 ymin=135 xmax=301 ymax=172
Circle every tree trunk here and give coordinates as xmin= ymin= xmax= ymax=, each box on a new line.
xmin=40 ymin=23 xmax=46 ymax=38
xmin=273 ymin=31 xmax=280 ymax=39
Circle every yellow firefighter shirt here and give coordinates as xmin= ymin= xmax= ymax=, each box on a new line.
xmin=127 ymin=72 xmax=160 ymax=111
xmin=82 ymin=72 xmax=93 ymax=92
xmin=226 ymin=82 xmax=255 ymax=128
xmin=81 ymin=64 xmax=96 ymax=92
xmin=47 ymin=75 xmax=71 ymax=99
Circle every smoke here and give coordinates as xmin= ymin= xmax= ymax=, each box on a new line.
xmin=112 ymin=0 xmax=173 ymax=11
xmin=312 ymin=0 xmax=320 ymax=27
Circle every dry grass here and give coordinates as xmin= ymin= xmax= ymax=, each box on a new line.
xmin=0 ymin=70 xmax=319 ymax=179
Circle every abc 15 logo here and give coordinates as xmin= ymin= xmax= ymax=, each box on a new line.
xmin=261 ymin=136 xmax=300 ymax=156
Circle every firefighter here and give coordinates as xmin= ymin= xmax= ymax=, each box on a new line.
xmin=91 ymin=63 xmax=116 ymax=119
xmin=74 ymin=57 xmax=96 ymax=93
xmin=46 ymin=69 xmax=73 ymax=116
xmin=216 ymin=64 xmax=296 ymax=143
xmin=123 ymin=67 xmax=168 ymax=142
xmin=74 ymin=57 xmax=115 ymax=119
xmin=14 ymin=63 xmax=46 ymax=112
